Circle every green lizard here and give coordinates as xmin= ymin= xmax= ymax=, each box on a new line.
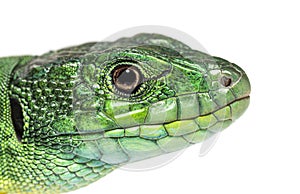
xmin=0 ymin=33 xmax=250 ymax=193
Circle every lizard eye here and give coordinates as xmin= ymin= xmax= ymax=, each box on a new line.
xmin=112 ymin=65 xmax=143 ymax=95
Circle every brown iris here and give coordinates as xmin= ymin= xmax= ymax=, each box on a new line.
xmin=112 ymin=65 xmax=142 ymax=95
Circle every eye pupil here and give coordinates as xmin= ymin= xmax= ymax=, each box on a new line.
xmin=112 ymin=65 xmax=142 ymax=95
xmin=118 ymin=68 xmax=136 ymax=85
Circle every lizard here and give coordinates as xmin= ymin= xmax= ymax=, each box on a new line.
xmin=0 ymin=33 xmax=251 ymax=193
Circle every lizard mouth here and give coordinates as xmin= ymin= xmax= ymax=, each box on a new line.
xmin=68 ymin=95 xmax=250 ymax=143
xmin=69 ymin=94 xmax=250 ymax=138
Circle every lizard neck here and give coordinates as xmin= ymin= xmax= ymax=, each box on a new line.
xmin=0 ymin=56 xmax=35 ymax=191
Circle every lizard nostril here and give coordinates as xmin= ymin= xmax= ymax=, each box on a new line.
xmin=10 ymin=98 xmax=24 ymax=142
xmin=220 ymin=76 xmax=232 ymax=87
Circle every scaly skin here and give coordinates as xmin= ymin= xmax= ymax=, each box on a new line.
xmin=0 ymin=33 xmax=251 ymax=193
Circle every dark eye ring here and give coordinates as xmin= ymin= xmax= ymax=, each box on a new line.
xmin=220 ymin=76 xmax=232 ymax=87
xmin=112 ymin=65 xmax=143 ymax=95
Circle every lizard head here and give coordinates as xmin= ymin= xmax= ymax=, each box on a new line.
xmin=72 ymin=42 xmax=251 ymax=164
xmin=3 ymin=34 xmax=250 ymax=192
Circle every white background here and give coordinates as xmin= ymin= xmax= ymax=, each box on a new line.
xmin=1 ymin=0 xmax=300 ymax=194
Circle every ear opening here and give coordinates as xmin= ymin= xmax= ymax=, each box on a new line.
xmin=10 ymin=97 xmax=24 ymax=142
